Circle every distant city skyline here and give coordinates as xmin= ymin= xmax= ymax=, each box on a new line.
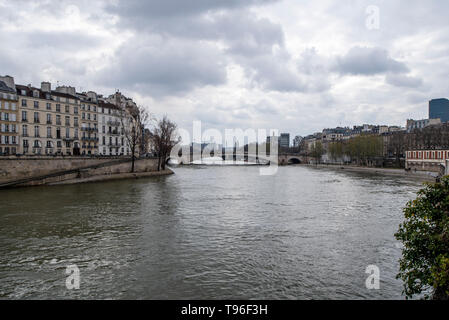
xmin=1 ymin=1 xmax=449 ymax=137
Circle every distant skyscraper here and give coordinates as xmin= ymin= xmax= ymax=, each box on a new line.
xmin=429 ymin=98 xmax=449 ymax=123
xmin=279 ymin=133 xmax=290 ymax=148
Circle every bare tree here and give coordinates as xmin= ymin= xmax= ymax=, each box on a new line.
xmin=149 ymin=116 xmax=180 ymax=171
xmin=119 ymin=105 xmax=150 ymax=173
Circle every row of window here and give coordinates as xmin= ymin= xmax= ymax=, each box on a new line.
xmin=0 ymin=124 xmax=17 ymax=133
xmin=0 ymin=135 xmax=18 ymax=145
xmin=0 ymin=101 xmax=17 ymax=110
xmin=0 ymin=112 xmax=17 ymax=121
xmin=20 ymin=90 xmax=76 ymax=104
xmin=22 ymin=139 xmax=72 ymax=148
xmin=0 ymin=146 xmax=17 ymax=155
xmin=0 ymin=93 xmax=17 ymax=100
xmin=21 ymin=111 xmax=82 ymax=126
xmin=407 ymin=150 xmax=449 ymax=160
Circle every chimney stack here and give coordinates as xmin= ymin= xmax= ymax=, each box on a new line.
xmin=0 ymin=75 xmax=16 ymax=91
xmin=41 ymin=82 xmax=51 ymax=93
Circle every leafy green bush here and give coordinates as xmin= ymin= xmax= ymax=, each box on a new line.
xmin=395 ymin=176 xmax=449 ymax=299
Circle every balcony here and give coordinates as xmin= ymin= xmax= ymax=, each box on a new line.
xmin=47 ymin=120 xmax=52 ymax=124
xmin=22 ymin=119 xmax=28 ymax=122
xmin=81 ymin=137 xmax=99 ymax=142
xmin=81 ymin=127 xmax=98 ymax=132
xmin=107 ymin=120 xmax=121 ymax=126
xmin=34 ymin=119 xmax=40 ymax=123
xmin=109 ymin=130 xmax=120 ymax=136
xmin=63 ymin=137 xmax=75 ymax=141
xmin=56 ymin=121 xmax=61 ymax=125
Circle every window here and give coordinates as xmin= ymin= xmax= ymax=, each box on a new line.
xmin=65 ymin=116 xmax=70 ymax=126
xmin=102 ymin=136 xmax=105 ymax=144
xmin=56 ymin=104 xmax=61 ymax=112
xmin=47 ymin=114 xmax=52 ymax=124
xmin=23 ymin=139 xmax=29 ymax=147
xmin=74 ymin=117 xmax=78 ymax=127
xmin=47 ymin=127 xmax=52 ymax=138
xmin=74 ymin=129 xmax=78 ymax=139
xmin=87 ymin=113 xmax=91 ymax=120
xmin=23 ymin=125 xmax=28 ymax=136
xmin=22 ymin=111 xmax=28 ymax=122
xmin=56 ymin=128 xmax=61 ymax=139
xmin=66 ymin=127 xmax=70 ymax=138
xmin=57 ymin=141 xmax=62 ymax=148
xmin=46 ymin=103 xmax=51 ymax=110
xmin=65 ymin=105 xmax=70 ymax=113
xmin=56 ymin=115 xmax=61 ymax=125
xmin=22 ymin=99 xmax=27 ymax=107
xmin=33 ymin=112 xmax=39 ymax=123
xmin=74 ymin=106 xmax=78 ymax=114
xmin=82 ymin=112 xmax=85 ymax=119
xmin=34 ymin=126 xmax=39 ymax=137
xmin=34 ymin=101 xmax=39 ymax=108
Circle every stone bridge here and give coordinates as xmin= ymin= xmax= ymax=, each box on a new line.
xmin=167 ymin=152 xmax=308 ymax=166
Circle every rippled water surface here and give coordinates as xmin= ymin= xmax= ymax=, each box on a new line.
xmin=0 ymin=166 xmax=423 ymax=299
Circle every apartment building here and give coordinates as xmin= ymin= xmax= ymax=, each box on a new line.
xmin=17 ymin=82 xmax=82 ymax=155
xmin=0 ymin=76 xmax=19 ymax=155
xmin=77 ymin=91 xmax=99 ymax=155
xmin=98 ymin=100 xmax=129 ymax=156
xmin=0 ymin=75 xmax=141 ymax=157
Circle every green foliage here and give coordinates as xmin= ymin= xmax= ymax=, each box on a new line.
xmin=310 ymin=141 xmax=324 ymax=163
xmin=327 ymin=134 xmax=383 ymax=164
xmin=395 ymin=176 xmax=449 ymax=299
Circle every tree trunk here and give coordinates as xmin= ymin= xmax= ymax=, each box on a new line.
xmin=157 ymin=155 xmax=161 ymax=171
xmin=131 ymin=153 xmax=135 ymax=173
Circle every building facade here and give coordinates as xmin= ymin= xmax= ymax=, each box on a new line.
xmin=406 ymin=149 xmax=449 ymax=173
xmin=2 ymin=75 xmax=141 ymax=157
xmin=429 ymin=98 xmax=449 ymax=123
xmin=17 ymin=82 xmax=84 ymax=156
xmin=279 ymin=133 xmax=290 ymax=148
xmin=98 ymin=101 xmax=129 ymax=156
xmin=406 ymin=118 xmax=441 ymax=133
xmin=0 ymin=76 xmax=19 ymax=155
xmin=77 ymin=91 xmax=99 ymax=155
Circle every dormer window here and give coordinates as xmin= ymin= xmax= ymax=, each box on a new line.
xmin=33 ymin=91 xmax=39 ymax=98
xmin=21 ymin=90 xmax=26 ymax=95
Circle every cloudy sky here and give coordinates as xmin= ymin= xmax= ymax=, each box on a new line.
xmin=1 ymin=0 xmax=448 ymax=139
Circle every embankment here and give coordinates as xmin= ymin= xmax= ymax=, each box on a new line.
xmin=303 ymin=164 xmax=437 ymax=182
xmin=0 ymin=156 xmax=170 ymax=188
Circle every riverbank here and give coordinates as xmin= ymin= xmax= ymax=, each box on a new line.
xmin=49 ymin=169 xmax=174 ymax=186
xmin=303 ymin=164 xmax=437 ymax=182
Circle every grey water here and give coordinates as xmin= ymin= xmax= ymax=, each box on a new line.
xmin=0 ymin=165 xmax=423 ymax=299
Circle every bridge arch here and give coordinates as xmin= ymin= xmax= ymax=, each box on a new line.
xmin=287 ymin=157 xmax=301 ymax=165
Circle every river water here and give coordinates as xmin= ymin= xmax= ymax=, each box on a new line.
xmin=0 ymin=165 xmax=423 ymax=299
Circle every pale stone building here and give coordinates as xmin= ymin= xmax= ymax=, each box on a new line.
xmin=17 ymin=82 xmax=82 ymax=155
xmin=0 ymin=76 xmax=19 ymax=155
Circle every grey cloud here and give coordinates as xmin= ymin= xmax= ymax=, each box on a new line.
xmin=334 ymin=46 xmax=409 ymax=75
xmin=96 ymin=39 xmax=227 ymax=97
xmin=106 ymin=0 xmax=279 ymax=19
xmin=385 ymin=74 xmax=423 ymax=88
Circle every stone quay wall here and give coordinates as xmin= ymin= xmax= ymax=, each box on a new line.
xmin=0 ymin=156 xmax=160 ymax=186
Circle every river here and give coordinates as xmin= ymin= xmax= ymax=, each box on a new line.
xmin=0 ymin=165 xmax=423 ymax=299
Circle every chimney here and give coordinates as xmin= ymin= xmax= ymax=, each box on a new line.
xmin=41 ymin=82 xmax=51 ymax=93
xmin=87 ymin=91 xmax=97 ymax=101
xmin=0 ymin=75 xmax=16 ymax=91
